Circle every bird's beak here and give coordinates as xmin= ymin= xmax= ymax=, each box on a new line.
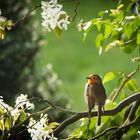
xmin=86 ymin=77 xmax=90 ymax=79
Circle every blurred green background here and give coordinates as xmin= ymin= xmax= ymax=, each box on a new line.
xmin=36 ymin=0 xmax=137 ymax=111
xmin=0 ymin=0 xmax=138 ymax=112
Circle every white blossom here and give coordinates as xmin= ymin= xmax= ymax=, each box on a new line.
xmin=0 ymin=9 xmax=1 ymax=16
xmin=15 ymin=94 xmax=34 ymax=110
xmin=0 ymin=96 xmax=13 ymax=112
xmin=28 ymin=114 xmax=58 ymax=140
xmin=41 ymin=0 xmax=70 ymax=32
xmin=77 ymin=20 xmax=85 ymax=31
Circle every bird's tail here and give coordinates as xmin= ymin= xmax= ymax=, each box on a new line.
xmin=97 ymin=105 xmax=102 ymax=126
xmin=86 ymin=108 xmax=91 ymax=139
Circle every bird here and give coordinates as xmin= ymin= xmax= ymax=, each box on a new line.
xmin=84 ymin=74 xmax=107 ymax=126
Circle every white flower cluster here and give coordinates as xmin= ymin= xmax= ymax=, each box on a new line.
xmin=0 ymin=95 xmax=58 ymax=140
xmin=0 ymin=9 xmax=2 ymax=15
xmin=0 ymin=94 xmax=34 ymax=122
xmin=28 ymin=114 xmax=58 ymax=140
xmin=41 ymin=0 xmax=70 ymax=32
xmin=15 ymin=94 xmax=34 ymax=110
xmin=0 ymin=96 xmax=13 ymax=112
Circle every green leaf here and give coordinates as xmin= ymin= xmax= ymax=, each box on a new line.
xmin=105 ymin=40 xmax=124 ymax=52
xmin=105 ymin=99 xmax=116 ymax=110
xmin=137 ymin=31 xmax=140 ymax=45
xmin=110 ymin=9 xmax=120 ymax=16
xmin=121 ymin=44 xmax=136 ymax=53
xmin=54 ymin=26 xmax=62 ymax=37
xmin=98 ymin=10 xmax=108 ymax=17
xmin=68 ymin=125 xmax=86 ymax=139
xmin=0 ymin=29 xmax=5 ymax=40
xmin=0 ymin=119 xmax=5 ymax=131
xmin=95 ymin=33 xmax=104 ymax=48
xmin=93 ymin=18 xmax=103 ymax=31
xmin=0 ymin=107 xmax=5 ymax=116
xmin=120 ymin=91 xmax=127 ymax=101
xmin=123 ymin=23 xmax=134 ymax=39
xmin=104 ymin=24 xmax=114 ymax=38
xmin=20 ymin=113 xmax=26 ymax=122
xmin=105 ymin=43 xmax=113 ymax=52
xmin=117 ymin=4 xmax=124 ymax=10
xmin=123 ymin=17 xmax=139 ymax=39
xmin=96 ymin=22 xmax=102 ymax=31
xmin=113 ymin=11 xmax=124 ymax=22
xmin=125 ymin=79 xmax=138 ymax=91
xmin=46 ymin=122 xmax=59 ymax=132
xmin=6 ymin=19 xmax=14 ymax=30
xmin=5 ymin=117 xmax=11 ymax=130
xmin=103 ymin=72 xmax=116 ymax=84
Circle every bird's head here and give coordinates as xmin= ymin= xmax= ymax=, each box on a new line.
xmin=86 ymin=74 xmax=102 ymax=84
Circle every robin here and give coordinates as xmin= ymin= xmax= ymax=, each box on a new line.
xmin=84 ymin=74 xmax=107 ymax=126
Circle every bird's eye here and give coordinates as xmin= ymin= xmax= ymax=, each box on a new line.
xmin=93 ymin=77 xmax=96 ymax=80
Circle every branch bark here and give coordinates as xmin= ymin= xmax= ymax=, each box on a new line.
xmin=109 ymin=112 xmax=140 ymax=140
xmin=54 ymin=92 xmax=140 ymax=135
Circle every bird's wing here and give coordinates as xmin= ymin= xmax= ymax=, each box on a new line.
xmin=88 ymin=95 xmax=95 ymax=114
xmin=84 ymin=83 xmax=89 ymax=103
xmin=92 ymin=84 xmax=107 ymax=106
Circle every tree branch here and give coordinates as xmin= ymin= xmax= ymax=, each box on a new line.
xmin=42 ymin=98 xmax=77 ymax=114
xmin=110 ymin=66 xmax=140 ymax=101
xmin=53 ymin=92 xmax=140 ymax=135
xmin=4 ymin=92 xmax=140 ymax=138
xmin=109 ymin=112 xmax=140 ymax=140
xmin=14 ymin=5 xmax=41 ymax=26
xmin=71 ymin=0 xmax=79 ymax=21
xmin=90 ymin=126 xmax=118 ymax=140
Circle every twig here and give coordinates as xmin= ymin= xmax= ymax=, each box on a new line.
xmin=14 ymin=5 xmax=41 ymax=26
xmin=71 ymin=0 xmax=79 ymax=21
xmin=127 ymin=100 xmax=140 ymax=122
xmin=60 ymin=0 xmax=79 ymax=21
xmin=16 ymin=113 xmax=46 ymax=136
xmin=5 ymin=106 xmax=52 ymax=137
xmin=110 ymin=67 xmax=140 ymax=101
xmin=110 ymin=100 xmax=140 ymax=139
xmin=90 ymin=126 xmax=118 ymax=140
xmin=0 ymin=97 xmax=40 ymax=120
xmin=4 ymin=92 xmax=140 ymax=137
xmin=42 ymin=99 xmax=76 ymax=114
xmin=53 ymin=92 xmax=140 ymax=135
xmin=6 ymin=97 xmax=75 ymax=136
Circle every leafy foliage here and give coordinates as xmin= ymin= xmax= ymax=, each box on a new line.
xmin=0 ymin=95 xmax=58 ymax=140
xmin=81 ymin=0 xmax=140 ymax=55
xmin=74 ymin=0 xmax=140 ymax=139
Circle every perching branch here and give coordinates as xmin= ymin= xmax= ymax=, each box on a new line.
xmin=93 ymin=100 xmax=140 ymax=140
xmin=53 ymin=92 xmax=140 ymax=135
xmin=4 ymin=92 xmax=140 ymax=138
